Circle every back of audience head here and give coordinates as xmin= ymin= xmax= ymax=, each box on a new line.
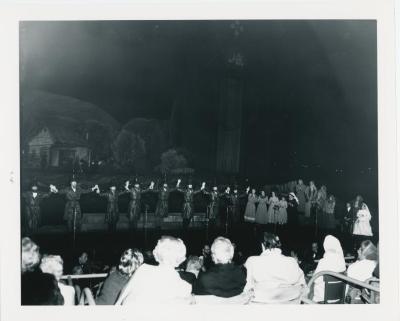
xmin=185 ymin=255 xmax=203 ymax=275
xmin=21 ymin=237 xmax=41 ymax=274
xmin=22 ymin=272 xmax=64 ymax=305
xmin=153 ymin=236 xmax=186 ymax=267
xmin=211 ymin=237 xmax=234 ymax=264
xmin=358 ymin=240 xmax=378 ymax=261
xmin=118 ymin=248 xmax=141 ymax=276
xmin=40 ymin=255 xmax=64 ymax=281
xmin=261 ymin=233 xmax=282 ymax=252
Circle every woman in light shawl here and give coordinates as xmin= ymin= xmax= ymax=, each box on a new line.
xmin=312 ymin=235 xmax=346 ymax=303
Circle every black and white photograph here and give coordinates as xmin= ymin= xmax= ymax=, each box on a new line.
xmin=0 ymin=0 xmax=399 ymax=320
xmin=18 ymin=19 xmax=381 ymax=306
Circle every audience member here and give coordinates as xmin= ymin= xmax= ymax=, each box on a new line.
xmin=194 ymin=237 xmax=246 ymax=298
xmin=96 ymin=248 xmax=141 ymax=305
xmin=312 ymin=235 xmax=346 ymax=303
xmin=346 ymin=240 xmax=378 ymax=303
xmin=21 ymin=237 xmax=41 ymax=274
xmin=22 ymin=272 xmax=64 ymax=305
xmin=115 ymin=236 xmax=192 ymax=304
xmin=179 ymin=255 xmax=203 ymax=287
xmin=301 ymin=242 xmax=323 ymax=274
xmin=244 ymin=233 xmax=306 ymax=304
xmin=40 ymin=255 xmax=75 ymax=305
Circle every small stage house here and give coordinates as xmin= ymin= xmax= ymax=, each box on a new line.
xmin=27 ymin=125 xmax=91 ymax=169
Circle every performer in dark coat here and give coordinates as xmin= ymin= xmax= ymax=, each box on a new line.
xmin=124 ymin=180 xmax=152 ymax=230
xmin=287 ymin=192 xmax=299 ymax=227
xmin=175 ymin=179 xmax=205 ymax=229
xmin=229 ymin=187 xmax=248 ymax=228
xmin=54 ymin=179 xmax=97 ymax=232
xmin=22 ymin=183 xmax=57 ymax=234
xmin=149 ymin=181 xmax=170 ymax=229
xmin=97 ymin=183 xmax=125 ymax=232
xmin=202 ymin=185 xmax=224 ymax=229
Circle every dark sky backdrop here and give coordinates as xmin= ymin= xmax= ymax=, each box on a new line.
xmin=20 ymin=20 xmax=377 ymax=185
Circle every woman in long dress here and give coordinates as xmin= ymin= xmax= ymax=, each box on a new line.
xmin=304 ymin=181 xmax=317 ymax=219
xmin=295 ymin=179 xmax=306 ymax=213
xmin=352 ymin=203 xmax=373 ymax=248
xmin=244 ymin=188 xmax=257 ymax=223
xmin=266 ymin=191 xmax=280 ymax=224
xmin=277 ymin=196 xmax=288 ymax=225
xmin=255 ymin=190 xmax=269 ymax=225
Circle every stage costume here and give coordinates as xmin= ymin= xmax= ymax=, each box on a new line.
xmin=59 ymin=187 xmax=95 ymax=232
xmin=176 ymin=187 xmax=202 ymax=229
xmin=353 ymin=206 xmax=373 ymax=237
xmin=266 ymin=196 xmax=280 ymax=224
xmin=277 ymin=199 xmax=288 ymax=225
xmin=22 ymin=191 xmax=51 ymax=233
xmin=126 ymin=187 xmax=150 ymax=229
xmin=244 ymin=193 xmax=257 ymax=223
xmin=255 ymin=196 xmax=269 ymax=225
xmin=304 ymin=186 xmax=317 ymax=218
xmin=295 ymin=182 xmax=307 ymax=213
xmin=322 ymin=199 xmax=336 ymax=230
xmin=152 ymin=187 xmax=171 ymax=229
xmin=98 ymin=190 xmax=124 ymax=232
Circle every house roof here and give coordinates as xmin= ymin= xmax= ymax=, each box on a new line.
xmin=30 ymin=119 xmax=89 ymax=148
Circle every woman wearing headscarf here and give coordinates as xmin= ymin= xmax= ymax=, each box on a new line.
xmin=312 ymin=235 xmax=346 ymax=303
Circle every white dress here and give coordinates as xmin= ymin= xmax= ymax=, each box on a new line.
xmin=353 ymin=209 xmax=373 ymax=236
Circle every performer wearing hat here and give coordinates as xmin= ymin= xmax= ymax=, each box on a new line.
xmin=22 ymin=182 xmax=57 ymax=234
xmin=53 ymin=178 xmax=98 ymax=232
xmin=96 ymin=181 xmax=125 ymax=232
xmin=124 ymin=179 xmax=153 ymax=230
xmin=175 ymin=179 xmax=205 ymax=230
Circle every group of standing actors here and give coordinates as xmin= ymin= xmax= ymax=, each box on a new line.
xmin=22 ymin=178 xmax=253 ymax=234
xmin=22 ymin=177 xmax=373 ymax=239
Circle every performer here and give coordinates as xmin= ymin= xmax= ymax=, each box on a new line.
xmin=322 ymin=195 xmax=336 ymax=233
xmin=22 ymin=183 xmax=57 ymax=234
xmin=202 ymin=184 xmax=224 ymax=229
xmin=255 ymin=190 xmax=269 ymax=226
xmin=150 ymin=181 xmax=171 ymax=229
xmin=351 ymin=195 xmax=364 ymax=224
xmin=244 ymin=188 xmax=257 ymax=223
xmin=96 ymin=182 xmax=124 ymax=232
xmin=287 ymin=192 xmax=299 ymax=226
xmin=315 ymin=185 xmax=327 ymax=228
xmin=304 ymin=181 xmax=318 ymax=222
xmin=53 ymin=179 xmax=98 ymax=232
xmin=295 ymin=179 xmax=307 ymax=213
xmin=343 ymin=202 xmax=353 ymax=233
xmin=175 ymin=179 xmax=205 ymax=229
xmin=229 ymin=186 xmax=248 ymax=229
xmin=266 ymin=191 xmax=279 ymax=224
xmin=277 ymin=196 xmax=288 ymax=225
xmin=352 ymin=203 xmax=373 ymax=248
xmin=125 ymin=180 xmax=152 ymax=230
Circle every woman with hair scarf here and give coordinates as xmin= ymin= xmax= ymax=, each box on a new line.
xmin=352 ymin=203 xmax=373 ymax=249
xmin=312 ymin=235 xmax=346 ymax=303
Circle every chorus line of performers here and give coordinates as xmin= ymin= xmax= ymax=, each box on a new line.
xmin=22 ymin=178 xmax=373 ymax=238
